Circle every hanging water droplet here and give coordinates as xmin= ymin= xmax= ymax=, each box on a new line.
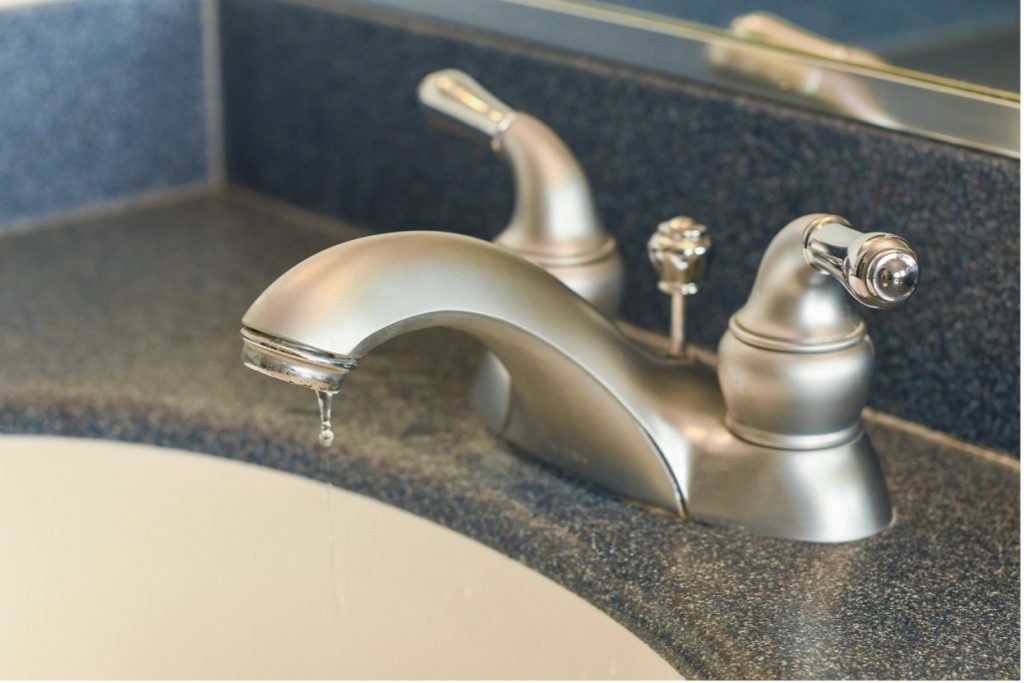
xmin=316 ymin=390 xmax=335 ymax=447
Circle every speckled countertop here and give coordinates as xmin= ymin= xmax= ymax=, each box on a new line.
xmin=0 ymin=192 xmax=1018 ymax=679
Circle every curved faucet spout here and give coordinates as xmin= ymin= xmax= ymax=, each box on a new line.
xmin=245 ymin=232 xmax=616 ymax=361
xmin=242 ymin=231 xmax=690 ymax=513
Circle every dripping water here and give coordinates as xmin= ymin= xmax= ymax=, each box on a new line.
xmin=316 ymin=390 xmax=335 ymax=447
xmin=314 ymin=389 xmax=345 ymax=621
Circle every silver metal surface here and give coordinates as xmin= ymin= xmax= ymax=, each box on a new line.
xmin=708 ymin=13 xmax=899 ymax=130
xmin=720 ymin=214 xmax=917 ymax=451
xmin=243 ymin=232 xmax=680 ymax=514
xmin=343 ymin=0 xmax=1019 ymax=157
xmin=242 ymin=215 xmax=918 ymax=542
xmin=420 ymin=69 xmax=625 ymax=442
xmin=647 ymin=216 xmax=712 ymax=357
xmin=240 ymin=327 xmax=355 ymax=393
xmin=418 ymin=68 xmax=624 ymax=306
xmin=802 ymin=216 xmax=919 ymax=309
xmin=417 ymin=68 xmax=514 ymax=142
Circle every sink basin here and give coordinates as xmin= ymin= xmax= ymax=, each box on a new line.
xmin=0 ymin=435 xmax=677 ymax=679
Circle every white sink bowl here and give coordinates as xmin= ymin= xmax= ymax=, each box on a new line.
xmin=0 ymin=436 xmax=677 ymax=679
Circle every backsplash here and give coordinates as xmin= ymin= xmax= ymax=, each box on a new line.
xmin=0 ymin=0 xmax=210 ymax=227
xmin=220 ymin=0 xmax=1020 ymax=455
xmin=0 ymin=0 xmax=1014 ymax=455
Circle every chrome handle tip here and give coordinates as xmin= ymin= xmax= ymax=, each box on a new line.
xmin=868 ymin=249 xmax=919 ymax=305
xmin=846 ymin=233 xmax=919 ymax=309
xmin=803 ymin=217 xmax=919 ymax=310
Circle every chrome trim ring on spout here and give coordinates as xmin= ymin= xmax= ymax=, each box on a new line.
xmin=240 ymin=327 xmax=357 ymax=394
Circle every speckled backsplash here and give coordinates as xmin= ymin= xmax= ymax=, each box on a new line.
xmin=0 ymin=0 xmax=1016 ymax=455
xmin=0 ymin=0 xmax=210 ymax=227
xmin=219 ymin=0 xmax=1020 ymax=455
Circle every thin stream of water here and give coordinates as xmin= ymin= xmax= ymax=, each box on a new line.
xmin=315 ymin=390 xmax=345 ymax=621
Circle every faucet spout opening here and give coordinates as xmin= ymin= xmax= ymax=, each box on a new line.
xmin=241 ymin=327 xmax=357 ymax=394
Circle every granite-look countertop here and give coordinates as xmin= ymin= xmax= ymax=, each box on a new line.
xmin=0 ymin=192 xmax=1017 ymax=679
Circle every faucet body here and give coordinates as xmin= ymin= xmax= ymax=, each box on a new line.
xmin=242 ymin=214 xmax=916 ymax=542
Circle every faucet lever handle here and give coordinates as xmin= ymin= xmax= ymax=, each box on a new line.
xmin=802 ymin=215 xmax=919 ymax=310
xmin=418 ymin=69 xmax=515 ymax=145
xmin=647 ymin=217 xmax=712 ymax=356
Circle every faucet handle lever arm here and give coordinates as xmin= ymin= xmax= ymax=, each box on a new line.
xmin=418 ymin=69 xmax=515 ymax=145
xmin=802 ymin=215 xmax=919 ymax=310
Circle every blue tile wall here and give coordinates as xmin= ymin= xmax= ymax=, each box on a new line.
xmin=220 ymin=0 xmax=1020 ymax=455
xmin=0 ymin=0 xmax=209 ymax=227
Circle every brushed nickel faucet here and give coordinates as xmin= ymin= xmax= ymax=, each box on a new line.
xmin=241 ymin=214 xmax=917 ymax=543
xmin=240 ymin=74 xmax=919 ymax=543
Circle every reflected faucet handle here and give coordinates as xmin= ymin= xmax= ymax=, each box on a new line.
xmin=727 ymin=12 xmax=887 ymax=67
xmin=647 ymin=217 xmax=712 ymax=357
xmin=418 ymin=69 xmax=515 ymax=145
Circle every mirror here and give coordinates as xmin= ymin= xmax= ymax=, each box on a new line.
xmin=356 ymin=0 xmax=1020 ymax=157
xmin=587 ymin=0 xmax=1020 ymax=93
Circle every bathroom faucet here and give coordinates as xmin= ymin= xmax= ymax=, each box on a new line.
xmin=241 ymin=213 xmax=918 ymax=543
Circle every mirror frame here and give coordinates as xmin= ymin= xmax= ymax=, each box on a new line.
xmin=338 ymin=0 xmax=1019 ymax=158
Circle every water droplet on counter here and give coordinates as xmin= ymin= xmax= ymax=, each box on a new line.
xmin=316 ymin=390 xmax=335 ymax=447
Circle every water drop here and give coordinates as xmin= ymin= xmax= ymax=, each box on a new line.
xmin=316 ymin=390 xmax=335 ymax=447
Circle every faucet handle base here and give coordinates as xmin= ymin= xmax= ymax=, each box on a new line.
xmin=718 ymin=324 xmax=874 ymax=451
xmin=689 ymin=430 xmax=892 ymax=543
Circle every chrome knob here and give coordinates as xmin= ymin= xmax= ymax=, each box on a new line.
xmin=848 ymin=234 xmax=919 ymax=307
xmin=648 ymin=216 xmax=711 ymax=295
xmin=648 ymin=217 xmax=712 ymax=357
xmin=802 ymin=216 xmax=919 ymax=310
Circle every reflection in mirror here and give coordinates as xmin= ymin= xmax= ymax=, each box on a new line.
xmin=707 ymin=13 xmax=900 ymax=129
xmin=586 ymin=0 xmax=1020 ymax=92
xmin=355 ymin=0 xmax=1020 ymax=156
